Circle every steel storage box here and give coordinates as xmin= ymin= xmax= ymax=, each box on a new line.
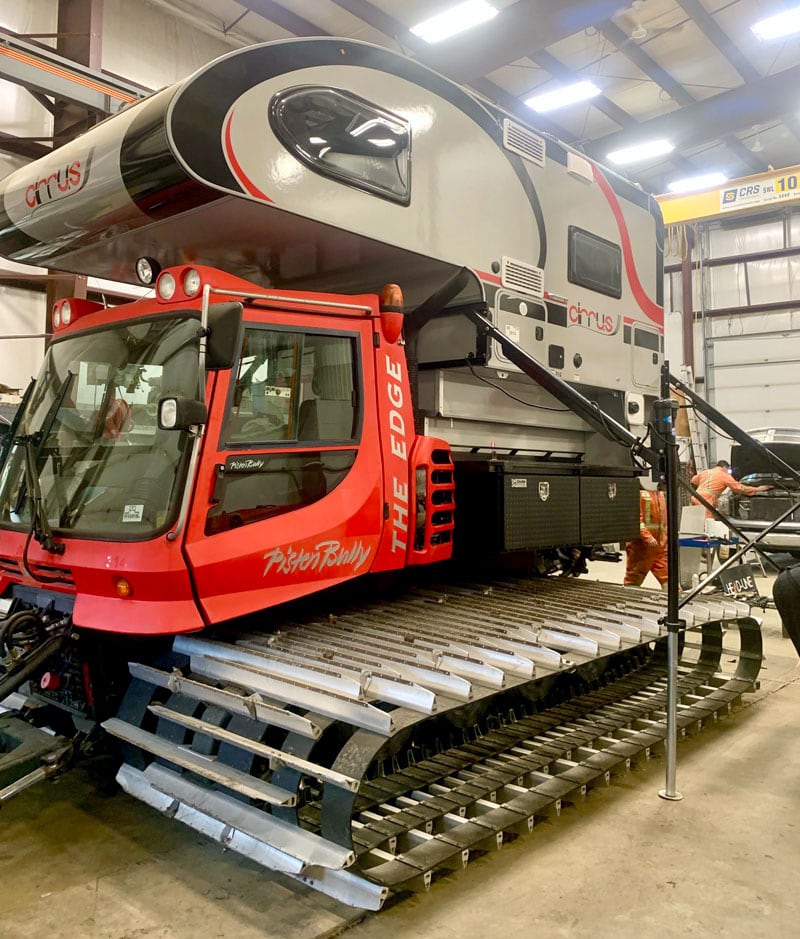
xmin=454 ymin=463 xmax=638 ymax=552
xmin=580 ymin=476 xmax=640 ymax=544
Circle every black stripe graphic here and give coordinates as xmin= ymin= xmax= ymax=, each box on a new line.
xmin=168 ymin=40 xmax=548 ymax=268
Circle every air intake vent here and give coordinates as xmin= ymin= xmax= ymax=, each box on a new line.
xmin=502 ymin=119 xmax=546 ymax=167
xmin=501 ymin=257 xmax=544 ymax=298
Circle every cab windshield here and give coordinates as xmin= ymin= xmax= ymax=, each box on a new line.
xmin=0 ymin=314 xmax=200 ymax=539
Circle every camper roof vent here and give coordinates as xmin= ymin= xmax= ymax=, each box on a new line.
xmin=501 ymin=257 xmax=544 ymax=298
xmin=502 ymin=119 xmax=546 ymax=167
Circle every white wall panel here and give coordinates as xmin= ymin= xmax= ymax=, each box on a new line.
xmin=708 ymin=217 xmax=784 ymax=257
xmin=0 ymin=1 xmax=56 ymax=387
xmin=0 ymin=283 xmax=45 ymax=391
xmin=102 ymin=0 xmax=243 ymax=88
xmin=706 ymin=330 xmax=800 ymax=460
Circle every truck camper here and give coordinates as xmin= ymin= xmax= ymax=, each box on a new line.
xmin=0 ymin=39 xmax=758 ymax=909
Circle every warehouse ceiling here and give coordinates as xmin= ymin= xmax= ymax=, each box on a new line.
xmin=1 ymin=0 xmax=800 ymax=196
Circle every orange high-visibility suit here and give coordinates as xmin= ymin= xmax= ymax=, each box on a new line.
xmin=625 ymin=489 xmax=668 ymax=587
xmin=690 ymin=465 xmax=761 ymax=518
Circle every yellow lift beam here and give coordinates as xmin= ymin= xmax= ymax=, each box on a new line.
xmin=656 ymin=164 xmax=800 ymax=225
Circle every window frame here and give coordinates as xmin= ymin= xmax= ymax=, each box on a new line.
xmin=269 ymin=84 xmax=412 ymax=206
xmin=567 ymin=225 xmax=623 ymax=300
xmin=221 ymin=322 xmax=363 ymax=451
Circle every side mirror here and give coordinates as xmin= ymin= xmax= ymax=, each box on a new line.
xmin=158 ymin=396 xmax=207 ymax=431
xmin=206 ymin=302 xmax=243 ymax=370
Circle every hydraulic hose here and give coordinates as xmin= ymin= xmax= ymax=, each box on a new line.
xmin=0 ymin=610 xmax=41 ymax=657
xmin=0 ymin=630 xmax=68 ymax=703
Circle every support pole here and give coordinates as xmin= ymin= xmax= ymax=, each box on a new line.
xmin=654 ymin=363 xmax=683 ymax=801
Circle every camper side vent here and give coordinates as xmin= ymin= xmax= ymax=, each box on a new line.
xmin=501 ymin=257 xmax=544 ymax=298
xmin=502 ymin=119 xmax=546 ymax=167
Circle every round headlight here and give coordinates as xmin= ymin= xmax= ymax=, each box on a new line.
xmin=60 ymin=300 xmax=72 ymax=325
xmin=52 ymin=305 xmax=61 ymax=329
xmin=157 ymin=272 xmax=176 ymax=300
xmin=183 ymin=268 xmax=201 ymax=297
xmin=135 ymin=256 xmax=161 ymax=285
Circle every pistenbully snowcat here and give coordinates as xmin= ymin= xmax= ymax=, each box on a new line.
xmin=0 ymin=38 xmax=759 ymax=909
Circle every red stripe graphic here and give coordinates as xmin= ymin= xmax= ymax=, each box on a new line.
xmin=592 ymin=165 xmax=663 ymax=327
xmin=223 ymin=110 xmax=273 ymax=203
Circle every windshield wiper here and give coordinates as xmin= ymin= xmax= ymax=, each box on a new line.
xmin=0 ymin=377 xmax=35 ymax=472
xmin=19 ymin=432 xmax=65 ymax=557
xmin=12 ymin=372 xmax=74 ymax=555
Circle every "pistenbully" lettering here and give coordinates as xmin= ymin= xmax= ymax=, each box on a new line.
xmin=263 ymin=539 xmax=371 ymax=577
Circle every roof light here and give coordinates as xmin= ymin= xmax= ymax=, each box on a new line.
xmin=752 ymin=5 xmax=800 ymax=40
xmin=51 ymin=297 xmax=105 ymax=331
xmin=411 ymin=0 xmax=498 ymax=44
xmin=379 ymin=283 xmax=405 ymax=344
xmin=667 ymin=172 xmax=728 ymax=194
xmin=135 ymin=256 xmax=161 ymax=285
xmin=183 ymin=268 xmax=202 ymax=297
xmin=157 ymin=271 xmax=176 ymax=300
xmin=525 ymin=80 xmax=601 ymax=114
xmin=606 ymin=139 xmax=674 ymax=166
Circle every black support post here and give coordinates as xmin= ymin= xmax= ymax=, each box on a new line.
xmin=654 ymin=362 xmax=683 ymax=800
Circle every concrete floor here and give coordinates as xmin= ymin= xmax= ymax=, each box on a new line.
xmin=2 ymin=561 xmax=799 ymax=939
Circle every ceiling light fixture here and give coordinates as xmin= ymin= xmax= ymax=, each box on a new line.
xmin=667 ymin=172 xmax=728 ymax=194
xmin=751 ymin=5 xmax=800 ymax=40
xmin=524 ymin=80 xmax=602 ymax=113
xmin=606 ymin=139 xmax=675 ymax=165
xmin=751 ymin=126 xmax=764 ymax=152
xmin=410 ymin=0 xmax=498 ymax=44
xmin=631 ymin=23 xmax=647 ymax=40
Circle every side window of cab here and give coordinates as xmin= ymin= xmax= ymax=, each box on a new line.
xmin=207 ymin=328 xmax=360 ymax=534
xmin=226 ymin=328 xmax=359 ymax=446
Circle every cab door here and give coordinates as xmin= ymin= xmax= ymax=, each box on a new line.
xmin=182 ymin=310 xmax=385 ymax=625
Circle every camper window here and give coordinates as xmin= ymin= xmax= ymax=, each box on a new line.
xmin=567 ymin=225 xmax=622 ymax=299
xmin=269 ymin=86 xmax=411 ymax=205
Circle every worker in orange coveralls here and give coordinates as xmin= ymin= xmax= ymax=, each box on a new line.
xmin=625 ymin=480 xmax=668 ymax=588
xmin=691 ymin=459 xmax=771 ymax=517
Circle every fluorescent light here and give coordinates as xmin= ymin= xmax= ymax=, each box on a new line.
xmin=606 ymin=139 xmax=674 ymax=165
xmin=525 ymin=80 xmax=601 ymax=113
xmin=667 ymin=172 xmax=728 ymax=194
xmin=752 ymin=5 xmax=800 ymax=40
xmin=411 ymin=1 xmax=498 ymax=44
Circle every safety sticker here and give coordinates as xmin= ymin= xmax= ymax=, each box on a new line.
xmin=122 ymin=504 xmax=144 ymax=523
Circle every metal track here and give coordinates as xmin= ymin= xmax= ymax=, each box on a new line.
xmin=104 ymin=577 xmax=761 ymax=910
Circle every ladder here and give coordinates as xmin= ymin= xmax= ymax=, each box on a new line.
xmin=678 ymin=365 xmax=708 ymax=472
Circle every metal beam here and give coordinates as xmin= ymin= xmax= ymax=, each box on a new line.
xmin=420 ymin=0 xmax=628 ymax=83
xmin=674 ymin=0 xmax=760 ymax=83
xmin=0 ymin=130 xmax=49 ymax=159
xmin=27 ymin=89 xmax=58 ymax=115
xmin=239 ymin=2 xmax=328 ymax=37
xmin=590 ymin=22 xmax=786 ymax=171
xmin=530 ymin=49 xmax=633 ymax=130
xmin=0 ymin=26 xmax=143 ymax=113
xmin=600 ymin=21 xmax=694 ymax=107
xmin=328 ymin=0 xmax=411 ymax=45
xmin=674 ymin=0 xmax=800 ymax=158
xmin=529 ymin=49 xmax=698 ymax=176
